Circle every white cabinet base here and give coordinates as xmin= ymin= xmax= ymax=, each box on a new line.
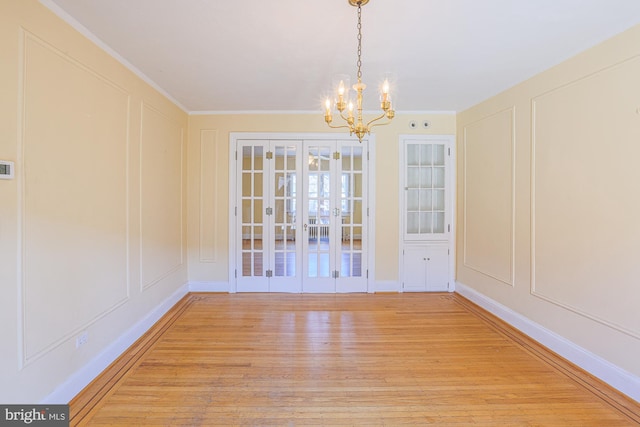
xmin=402 ymin=243 xmax=450 ymax=292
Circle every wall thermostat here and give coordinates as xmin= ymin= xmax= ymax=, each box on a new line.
xmin=0 ymin=160 xmax=15 ymax=180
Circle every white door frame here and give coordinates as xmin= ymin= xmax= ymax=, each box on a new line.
xmin=228 ymin=132 xmax=376 ymax=293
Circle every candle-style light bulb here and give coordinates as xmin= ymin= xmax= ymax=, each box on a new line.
xmin=382 ymin=79 xmax=390 ymax=103
xmin=338 ymin=80 xmax=345 ymax=96
xmin=324 ymin=98 xmax=333 ymax=124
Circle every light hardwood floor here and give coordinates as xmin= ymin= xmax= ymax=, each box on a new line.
xmin=70 ymin=293 xmax=640 ymax=426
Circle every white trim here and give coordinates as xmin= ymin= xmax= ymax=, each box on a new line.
xmin=367 ymin=137 xmax=376 ymax=293
xmin=228 ymin=135 xmax=236 ymax=293
xmin=190 ymin=110 xmax=458 ymax=116
xmin=40 ymin=283 xmax=189 ymax=404
xmin=38 ymin=0 xmax=188 ymax=113
xmin=455 ymin=281 xmax=640 ymax=403
xmin=191 ymin=110 xmax=321 ymax=116
xmin=188 ymin=281 xmax=230 ymax=292
xmin=394 ymin=110 xmax=457 ymax=115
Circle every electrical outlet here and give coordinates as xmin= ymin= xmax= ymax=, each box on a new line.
xmin=76 ymin=332 xmax=88 ymax=348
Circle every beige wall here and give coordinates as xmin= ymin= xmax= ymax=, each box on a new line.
xmin=0 ymin=1 xmax=188 ymax=402
xmin=457 ymin=24 xmax=640 ymax=377
xmin=11 ymin=0 xmax=638 ymax=406
xmin=187 ymin=114 xmax=456 ymax=286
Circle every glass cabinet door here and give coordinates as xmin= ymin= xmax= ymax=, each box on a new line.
xmin=403 ymin=139 xmax=450 ymax=240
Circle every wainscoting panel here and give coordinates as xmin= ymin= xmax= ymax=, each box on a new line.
xmin=462 ymin=107 xmax=515 ymax=286
xmin=199 ymin=129 xmax=218 ymax=263
xmin=21 ymin=31 xmax=130 ymax=364
xmin=139 ymin=102 xmax=184 ymax=290
xmin=531 ymin=56 xmax=640 ymax=339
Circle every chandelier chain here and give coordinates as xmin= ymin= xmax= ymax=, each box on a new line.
xmin=356 ymin=3 xmax=362 ymax=82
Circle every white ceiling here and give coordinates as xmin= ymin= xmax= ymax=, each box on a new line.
xmin=42 ymin=0 xmax=640 ymax=113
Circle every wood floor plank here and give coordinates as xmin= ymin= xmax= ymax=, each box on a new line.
xmin=71 ymin=293 xmax=640 ymax=426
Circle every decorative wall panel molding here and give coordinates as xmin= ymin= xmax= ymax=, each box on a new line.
xmin=462 ymin=107 xmax=515 ymax=286
xmin=20 ymin=31 xmax=131 ymax=365
xmin=199 ymin=129 xmax=218 ymax=263
xmin=139 ymin=102 xmax=185 ymax=290
xmin=531 ymin=56 xmax=640 ymax=339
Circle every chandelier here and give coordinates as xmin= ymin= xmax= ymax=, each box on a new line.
xmin=323 ymin=0 xmax=395 ymax=142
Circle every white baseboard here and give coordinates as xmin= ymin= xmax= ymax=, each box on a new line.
xmin=455 ymin=281 xmax=640 ymax=403
xmin=188 ymin=281 xmax=230 ymax=292
xmin=41 ymin=283 xmax=190 ymax=404
xmin=373 ymin=280 xmax=401 ymax=292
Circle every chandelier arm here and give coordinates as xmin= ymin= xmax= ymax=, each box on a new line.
xmin=325 ymin=122 xmax=352 ymax=130
xmin=368 ymin=120 xmax=394 ymax=130
xmin=365 ymin=112 xmax=390 ymax=128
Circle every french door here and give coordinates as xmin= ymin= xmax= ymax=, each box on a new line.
xmin=232 ymin=135 xmax=370 ymax=293
xmin=302 ymin=140 xmax=367 ymax=292
xmin=235 ymin=140 xmax=301 ymax=292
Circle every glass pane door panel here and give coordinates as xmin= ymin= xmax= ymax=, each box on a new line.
xmin=254 ymin=173 xmax=263 ymax=196
xmin=242 ymin=173 xmax=251 ymax=197
xmin=239 ymin=145 xmax=266 ymax=278
xmin=254 ymin=199 xmax=262 ymax=222
xmin=303 ymin=141 xmax=338 ymax=292
xmin=241 ymin=199 xmax=251 ymax=223
xmin=253 ymin=252 xmax=263 ymax=276
xmin=273 ymin=145 xmax=298 ymax=278
xmin=254 ymin=227 xmax=263 ymax=250
xmin=307 ymin=145 xmax=332 ymax=279
xmin=339 ymin=144 xmax=364 ymax=278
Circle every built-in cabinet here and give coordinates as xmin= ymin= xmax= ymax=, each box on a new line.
xmin=402 ymin=244 xmax=450 ymax=291
xmin=399 ymin=135 xmax=454 ymax=292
